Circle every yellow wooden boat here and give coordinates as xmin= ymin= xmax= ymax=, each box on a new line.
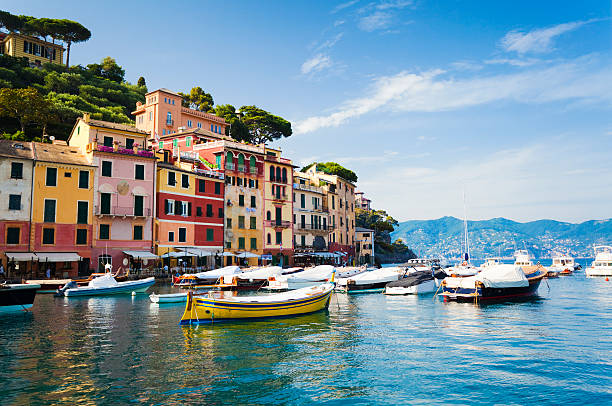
xmin=180 ymin=282 xmax=335 ymax=324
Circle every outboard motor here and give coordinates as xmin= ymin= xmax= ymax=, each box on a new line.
xmin=55 ymin=280 xmax=78 ymax=297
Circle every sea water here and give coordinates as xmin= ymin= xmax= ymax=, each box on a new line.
xmin=0 ymin=272 xmax=610 ymax=405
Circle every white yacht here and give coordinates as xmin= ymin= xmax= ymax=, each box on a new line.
xmin=586 ymin=246 xmax=612 ymax=277
xmin=549 ymin=255 xmax=576 ymax=275
xmin=481 ymin=257 xmax=502 ymax=268
xmin=514 ymin=250 xmax=533 ymax=266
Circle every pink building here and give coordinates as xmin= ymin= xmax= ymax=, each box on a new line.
xmin=132 ymin=88 xmax=227 ymax=139
xmin=68 ymin=115 xmax=158 ymax=273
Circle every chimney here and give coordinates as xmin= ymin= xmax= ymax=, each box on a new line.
xmin=83 ymin=112 xmax=90 ymax=123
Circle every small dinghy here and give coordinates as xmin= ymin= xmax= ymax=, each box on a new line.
xmin=60 ymin=273 xmax=155 ymax=297
xmin=150 ymin=292 xmax=188 ymax=303
xmin=384 ymin=270 xmax=448 ymax=295
xmin=180 ymin=281 xmax=335 ymax=324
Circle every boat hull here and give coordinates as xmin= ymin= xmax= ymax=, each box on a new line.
xmin=441 ymin=278 xmax=543 ymax=302
xmin=64 ymin=278 xmax=155 ymax=297
xmin=150 ymin=292 xmax=188 ymax=303
xmin=0 ymin=284 xmax=39 ymax=312
xmin=384 ymin=280 xmax=436 ymax=295
xmin=586 ymin=267 xmax=612 ymax=277
xmin=180 ymin=286 xmax=333 ymax=324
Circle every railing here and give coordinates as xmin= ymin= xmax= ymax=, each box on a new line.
xmin=271 ymin=193 xmax=289 ymax=201
xmin=166 ymin=119 xmax=174 ymax=126
xmin=270 ymin=176 xmax=288 ymax=184
xmin=237 ymin=164 xmax=245 ymax=172
xmin=293 ymin=183 xmax=324 ymax=194
xmin=250 ymin=166 xmax=258 ymax=175
xmin=95 ymin=206 xmax=151 ymax=217
xmin=265 ymin=155 xmax=293 ymax=164
xmin=225 ymin=162 xmax=235 ymax=170
xmin=95 ymin=144 xmax=154 ymax=158
xmin=295 ymin=223 xmax=335 ymax=232
xmin=264 ymin=220 xmax=292 ymax=228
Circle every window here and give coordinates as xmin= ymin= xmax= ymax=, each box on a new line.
xmin=269 ymin=166 xmax=275 ymax=181
xmin=267 ymin=233 xmax=272 ymax=244
xmin=42 ymin=228 xmax=55 ymax=245
xmin=276 ymin=231 xmax=282 ymax=244
xmin=198 ymin=179 xmax=206 ymax=193
xmin=282 ymin=168 xmax=287 ymax=183
xmin=226 ymin=218 xmax=232 ymax=228
xmin=340 ymin=199 xmax=343 ymax=208
xmin=238 ymin=216 xmax=245 ymax=229
xmin=250 ymin=156 xmax=256 ymax=172
xmin=218 ymin=207 xmax=224 ymax=218
xmin=198 ymin=122 xmax=202 ymax=128
xmin=6 ymin=227 xmax=20 ymax=244
xmin=168 ymin=171 xmax=176 ymax=186
xmin=250 ymin=238 xmax=257 ymax=250
xmin=164 ymin=199 xmax=174 ymax=215
xmin=332 ymin=196 xmax=335 ymax=209
xmin=226 ymin=241 xmax=231 ymax=249
xmin=44 ymin=200 xmax=56 ymax=222
xmin=187 ymin=120 xmax=192 ymax=128
xmin=166 ymin=112 xmax=172 ymax=125
xmin=206 ymin=229 xmax=214 ymax=242
xmin=239 ymin=195 xmax=244 ymax=206
xmin=46 ymin=167 xmax=57 ymax=186
xmin=10 ymin=162 xmax=23 ymax=179
xmin=103 ymin=136 xmax=113 ymax=147
xmin=250 ymin=216 xmax=257 ymax=229
xmin=76 ymin=229 xmax=87 ymax=245
xmin=135 ymin=165 xmax=145 ymax=180
xmin=79 ymin=170 xmax=89 ymax=188
xmin=99 ymin=224 xmax=110 ymax=240
xmin=206 ymin=204 xmax=213 ymax=217
xmin=300 ymin=194 xmax=305 ymax=208
xmin=250 ymin=196 xmax=256 ymax=208
xmin=64 ymin=172 xmax=71 ymax=178
xmin=301 ymin=235 xmax=306 ymax=247
xmin=238 ymin=237 xmax=245 ymax=249
xmin=134 ymin=196 xmax=144 ymax=216
xmin=125 ymin=138 xmax=134 ymax=149
xmin=8 ymin=194 xmax=20 ymax=210
xmin=168 ymin=231 xmax=175 ymax=242
xmin=301 ymin=215 xmax=305 ymax=228
xmin=102 ymin=161 xmax=112 ymax=177
xmin=267 ymin=211 xmax=271 ymax=221
xmin=77 ymin=201 xmax=88 ymax=224
xmin=178 ymin=227 xmax=186 ymax=242
xmin=196 ymin=206 xmax=203 ymax=217
xmin=182 ymin=174 xmax=189 ymax=188
xmin=100 ymin=193 xmax=111 ymax=215
xmin=134 ymin=225 xmax=143 ymax=240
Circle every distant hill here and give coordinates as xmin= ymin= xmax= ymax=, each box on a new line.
xmin=391 ymin=216 xmax=612 ymax=259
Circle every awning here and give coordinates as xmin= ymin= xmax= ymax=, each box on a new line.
xmin=236 ymin=251 xmax=260 ymax=258
xmin=178 ymin=248 xmax=214 ymax=257
xmin=123 ymin=250 xmax=158 ymax=260
xmin=220 ymin=252 xmax=236 ymax=257
xmin=5 ymin=252 xmax=36 ymax=261
xmin=35 ymin=252 xmax=82 ymax=262
xmin=160 ymin=251 xmax=191 ymax=258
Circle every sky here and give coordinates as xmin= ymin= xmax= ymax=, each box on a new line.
xmin=6 ymin=0 xmax=612 ymax=223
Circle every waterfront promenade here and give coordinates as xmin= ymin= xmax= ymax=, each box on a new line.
xmin=1 ymin=273 xmax=610 ymax=404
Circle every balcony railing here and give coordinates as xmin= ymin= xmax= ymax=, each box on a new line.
xmin=95 ymin=206 xmax=151 ymax=217
xmin=271 ymin=193 xmax=289 ymax=201
xmin=237 ymin=164 xmax=245 ymax=172
xmin=166 ymin=119 xmax=174 ymax=126
xmin=250 ymin=166 xmax=258 ymax=175
xmin=225 ymin=162 xmax=235 ymax=170
xmin=270 ymin=176 xmax=288 ymax=184
xmin=94 ymin=144 xmax=154 ymax=158
xmin=295 ymin=223 xmax=335 ymax=232
xmin=264 ymin=219 xmax=292 ymax=228
xmin=293 ymin=183 xmax=324 ymax=194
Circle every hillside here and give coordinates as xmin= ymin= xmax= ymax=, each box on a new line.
xmin=391 ymin=216 xmax=612 ymax=259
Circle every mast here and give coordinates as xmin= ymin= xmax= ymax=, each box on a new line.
xmin=463 ymin=188 xmax=470 ymax=263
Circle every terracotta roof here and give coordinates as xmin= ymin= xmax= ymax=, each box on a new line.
xmin=355 ymin=227 xmax=374 ymax=233
xmin=146 ymin=88 xmax=182 ymax=97
xmin=153 ymin=127 xmax=233 ymax=142
xmin=84 ymin=118 xmax=148 ymax=135
xmin=0 ymin=139 xmax=34 ymax=160
xmin=32 ymin=143 xmax=93 ymax=166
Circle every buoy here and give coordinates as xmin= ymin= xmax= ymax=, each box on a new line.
xmin=132 ymin=291 xmax=136 ymax=296
xmin=606 ymin=277 xmax=609 ymax=282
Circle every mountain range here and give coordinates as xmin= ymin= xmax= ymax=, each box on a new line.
xmin=390 ymin=216 xmax=612 ymax=259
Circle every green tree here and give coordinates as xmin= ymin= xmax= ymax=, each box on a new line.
xmin=0 ymin=11 xmax=23 ymax=32
xmin=0 ymin=87 xmax=51 ymax=133
xmin=239 ymin=105 xmax=292 ymax=145
xmin=137 ymin=76 xmax=146 ymax=87
xmin=301 ymin=162 xmax=358 ymax=183
xmin=55 ymin=19 xmax=91 ymax=67
xmin=180 ymin=87 xmax=214 ymax=112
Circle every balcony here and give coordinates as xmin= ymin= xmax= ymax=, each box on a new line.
xmin=270 ymin=176 xmax=288 ymax=184
xmin=165 ymin=119 xmax=174 ymax=126
xmin=237 ymin=164 xmax=245 ymax=172
xmin=95 ymin=206 xmax=151 ymax=218
xmin=93 ymin=144 xmax=154 ymax=158
xmin=264 ymin=219 xmax=292 ymax=228
xmin=271 ymin=193 xmax=289 ymax=202
xmin=250 ymin=166 xmax=258 ymax=175
xmin=295 ymin=223 xmax=335 ymax=233
xmin=293 ymin=183 xmax=324 ymax=194
xmin=225 ymin=162 xmax=235 ymax=170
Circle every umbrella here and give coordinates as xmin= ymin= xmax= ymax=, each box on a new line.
xmin=220 ymin=252 xmax=236 ymax=257
xmin=236 ymin=252 xmax=260 ymax=258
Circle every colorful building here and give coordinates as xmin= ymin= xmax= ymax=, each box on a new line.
xmin=154 ymin=152 xmax=225 ymax=267
xmin=263 ymin=147 xmax=294 ymax=266
xmin=355 ymin=190 xmax=372 ymax=211
xmin=30 ymin=142 xmax=95 ymax=278
xmin=0 ymin=32 xmax=64 ymax=66
xmin=292 ymin=172 xmax=331 ymax=255
xmin=355 ymin=227 xmax=375 ymax=265
xmin=0 ymin=140 xmax=35 ymax=277
xmin=68 ymin=114 xmax=157 ymax=272
xmin=132 ymin=88 xmax=227 ymax=140
xmin=302 ymin=165 xmax=356 ymax=263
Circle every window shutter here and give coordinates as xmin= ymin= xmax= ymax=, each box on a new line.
xmin=188 ymin=202 xmax=192 ymax=216
xmin=176 ymin=201 xmax=182 ymax=215
xmin=164 ymin=199 xmax=169 ymax=214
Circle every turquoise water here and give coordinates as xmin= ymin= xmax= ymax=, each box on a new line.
xmin=1 ymin=273 xmax=611 ymax=405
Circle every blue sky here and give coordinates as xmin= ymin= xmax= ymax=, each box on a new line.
xmin=6 ymin=0 xmax=612 ymax=223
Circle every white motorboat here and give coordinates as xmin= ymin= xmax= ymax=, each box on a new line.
xmin=174 ymin=266 xmax=242 ymax=288
xmin=514 ymin=249 xmax=533 ymax=266
xmin=338 ymin=266 xmax=404 ymax=293
xmin=384 ymin=269 xmax=447 ymax=295
xmin=267 ymin=265 xmax=335 ymax=290
xmin=61 ymin=273 xmax=155 ymax=297
xmin=0 ymin=283 xmax=39 ymax=312
xmin=219 ymin=266 xmax=303 ymax=290
xmin=549 ymin=255 xmax=576 ymax=275
xmin=150 ymin=292 xmax=188 ymax=303
xmin=586 ymin=246 xmax=612 ymax=277
xmin=481 ymin=257 xmax=502 ymax=268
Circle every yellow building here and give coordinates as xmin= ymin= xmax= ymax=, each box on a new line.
xmin=355 ymin=227 xmax=375 ymax=265
xmin=31 ymin=142 xmax=95 ymax=277
xmin=0 ymin=33 xmax=64 ymax=66
xmin=263 ymin=147 xmax=294 ymax=265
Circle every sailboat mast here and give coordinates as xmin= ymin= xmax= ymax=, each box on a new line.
xmin=463 ymin=189 xmax=470 ymax=262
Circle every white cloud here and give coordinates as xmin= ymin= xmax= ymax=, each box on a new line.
xmin=500 ymin=19 xmax=600 ymax=54
xmin=356 ymin=0 xmax=413 ymax=32
xmin=358 ymin=11 xmax=393 ymax=31
xmin=484 ymin=58 xmax=541 ymax=67
xmin=375 ymin=0 xmax=413 ymax=10
xmin=450 ymin=60 xmax=483 ymax=71
xmin=294 ymin=56 xmax=612 ymax=134
xmin=315 ymin=32 xmax=344 ymax=52
xmin=331 ymin=0 xmax=360 ymax=14
xmin=300 ymin=54 xmax=333 ymax=75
